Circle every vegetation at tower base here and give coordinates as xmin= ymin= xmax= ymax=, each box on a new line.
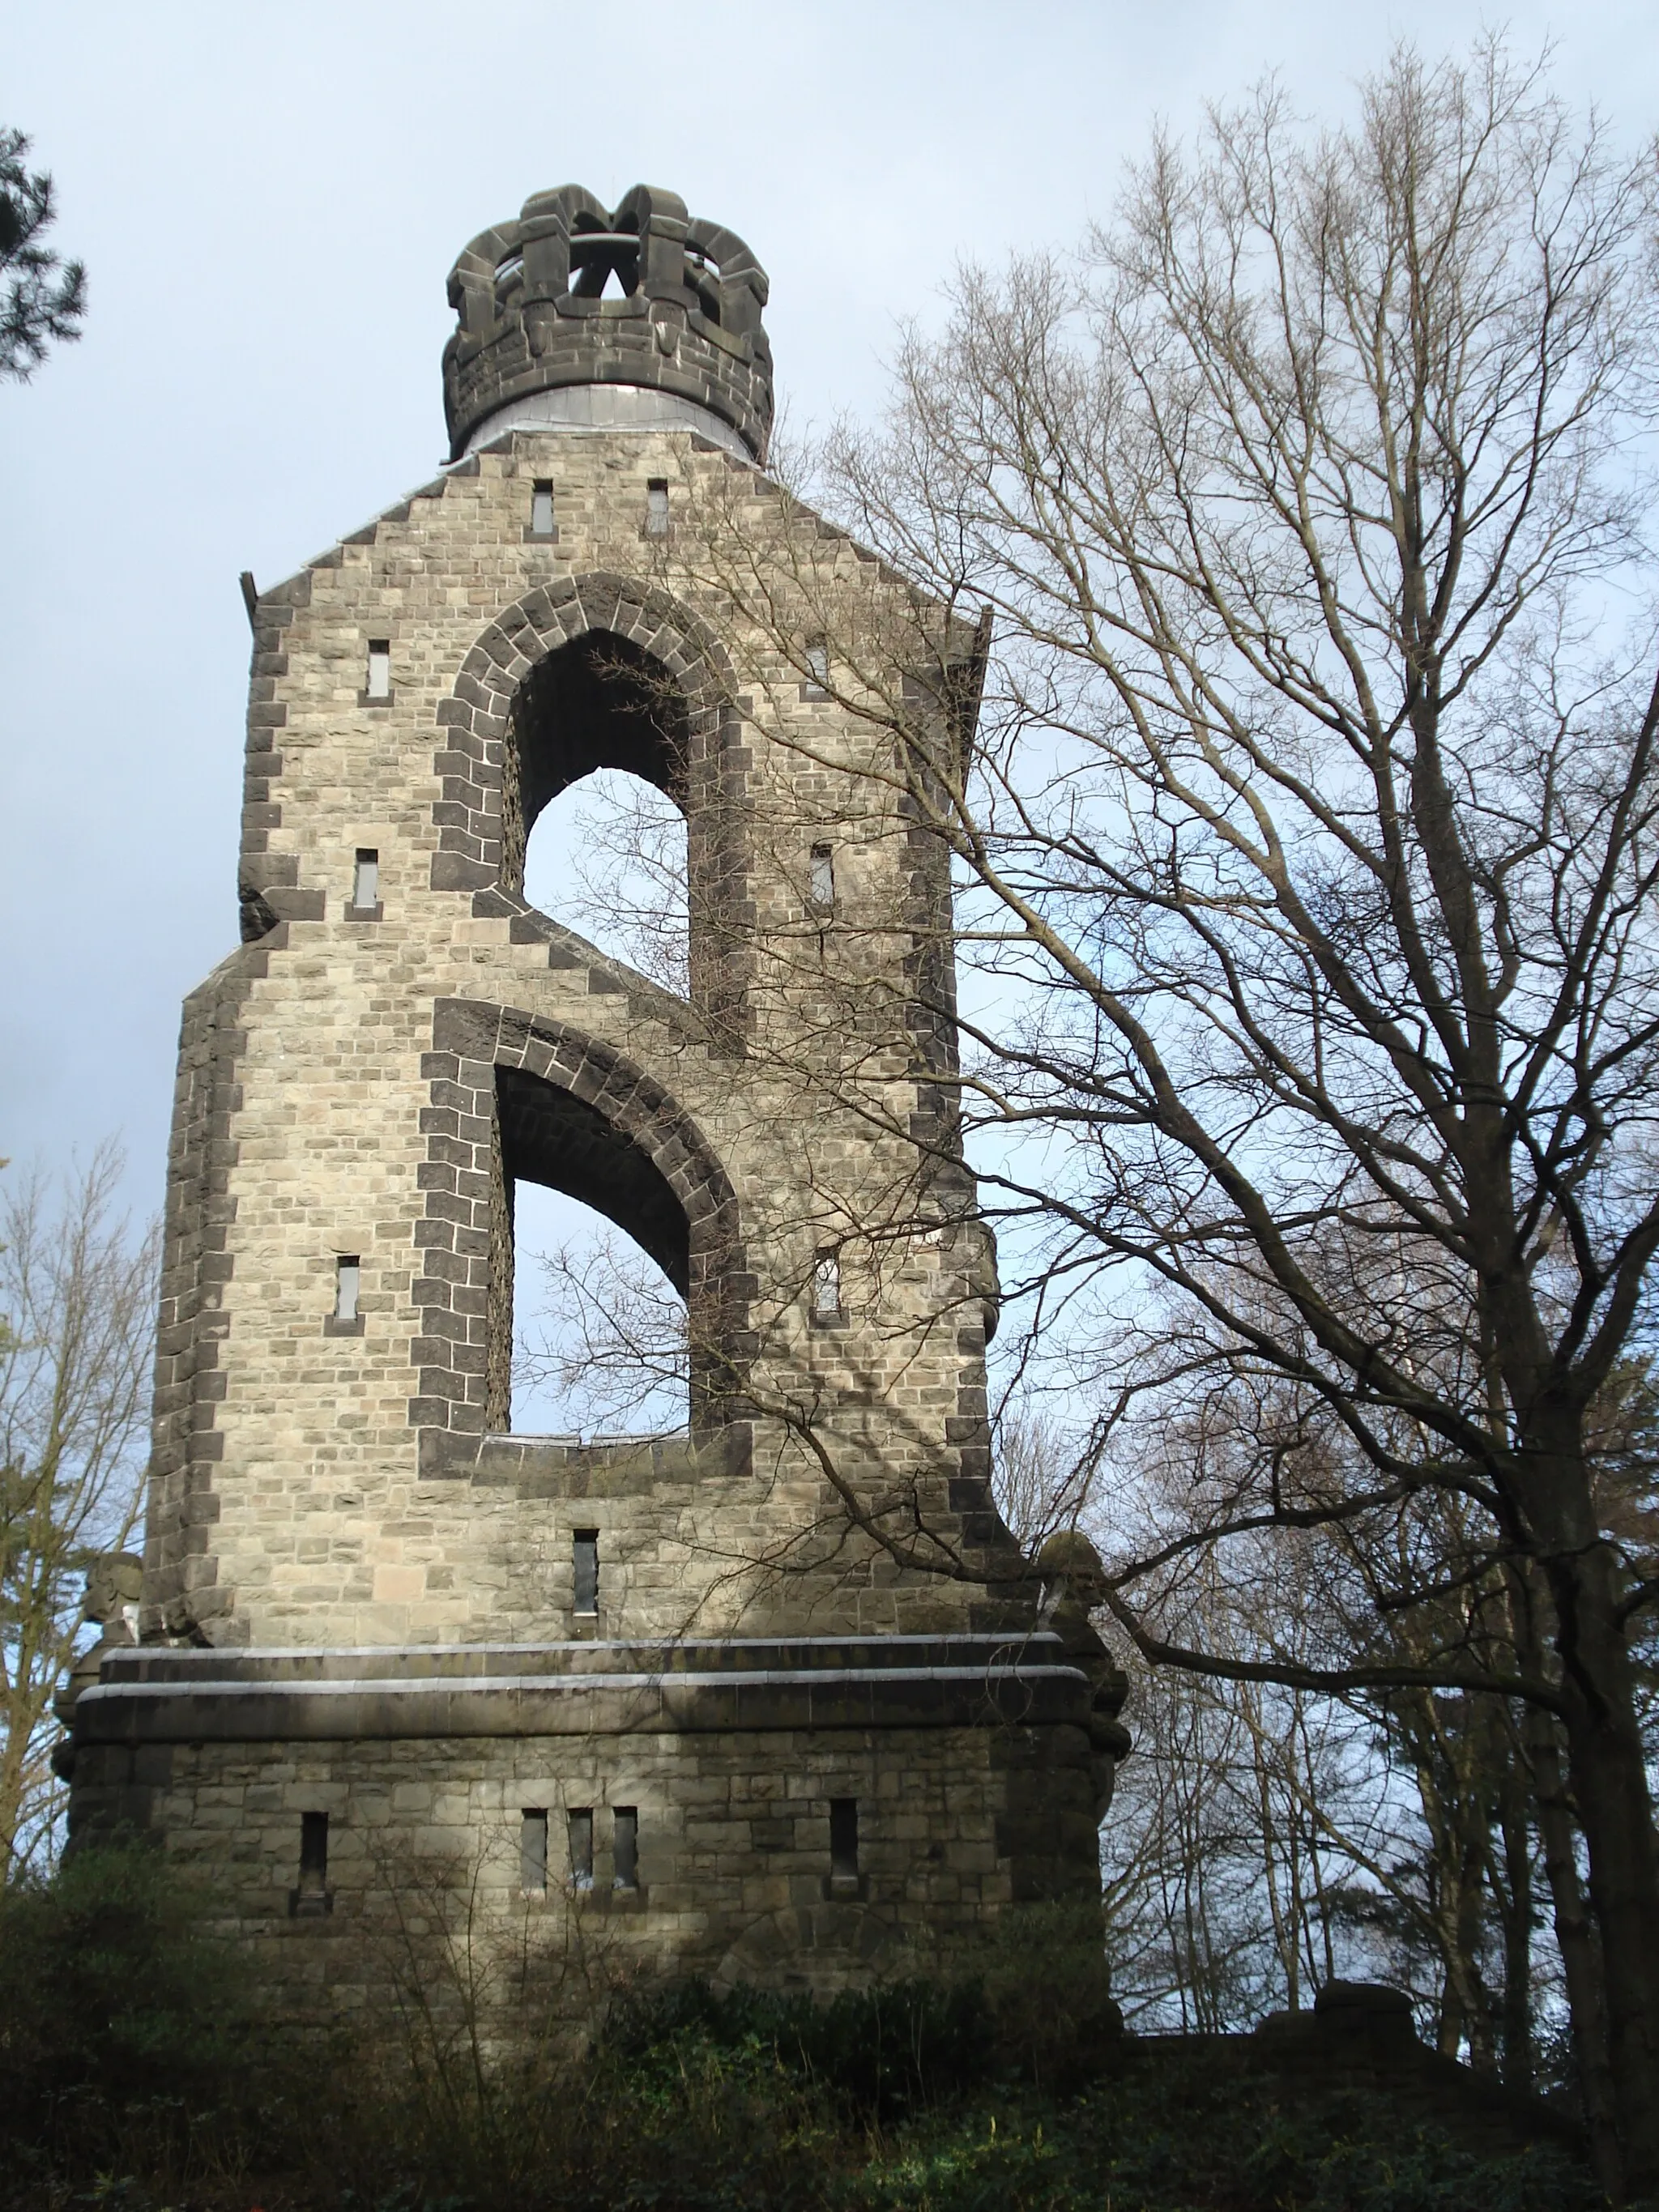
xmin=0 ymin=130 xmax=85 ymax=381
xmin=660 ymin=38 xmax=1659 ymax=2203
xmin=0 ymin=1844 xmax=1601 ymax=2212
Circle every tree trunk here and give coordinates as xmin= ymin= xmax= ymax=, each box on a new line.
xmin=1545 ymin=1534 xmax=1659 ymax=2200
xmin=1452 ymin=1828 xmax=1495 ymax=2072
xmin=1496 ymin=1742 xmax=1534 ymax=2093
xmin=1526 ymin=1699 xmax=1623 ymax=2202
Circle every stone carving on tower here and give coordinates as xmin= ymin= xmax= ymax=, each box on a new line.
xmin=63 ymin=182 xmax=1127 ymax=2013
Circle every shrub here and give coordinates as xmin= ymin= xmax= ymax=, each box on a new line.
xmin=0 ymin=1839 xmax=275 ymax=2204
xmin=0 ymin=1871 xmax=1601 ymax=2212
xmin=604 ymin=1975 xmax=989 ymax=2123
xmin=853 ymin=2056 xmax=1603 ymax=2212
xmin=0 ymin=1841 xmax=248 ymax=2115
xmin=973 ymin=1899 xmax=1122 ymax=2091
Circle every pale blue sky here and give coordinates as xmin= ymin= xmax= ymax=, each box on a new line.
xmin=3 ymin=0 xmax=1654 ymax=1246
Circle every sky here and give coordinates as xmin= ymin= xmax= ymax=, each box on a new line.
xmin=3 ymin=0 xmax=1656 ymax=1298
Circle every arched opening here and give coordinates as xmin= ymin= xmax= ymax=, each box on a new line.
xmin=501 ymin=1068 xmax=689 ymax=1290
xmin=495 ymin=1067 xmax=689 ymax=1438
xmin=568 ymin=212 xmax=640 ymax=300
xmin=506 ymin=628 xmax=687 ymax=860
xmin=412 ymin=1001 xmax=744 ymax=1467
xmin=510 ymin=1185 xmax=688 ymax=1436
xmin=508 ymin=629 xmax=693 ymax=993
xmin=502 ymin=632 xmax=693 ymax=1427
xmin=523 ymin=768 xmax=689 ymax=994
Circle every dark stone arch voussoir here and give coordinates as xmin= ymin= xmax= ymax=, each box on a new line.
xmin=429 ymin=570 xmax=737 ymax=897
xmin=411 ymin=998 xmax=748 ymax=1474
xmin=432 ymin=570 xmax=753 ymax=1044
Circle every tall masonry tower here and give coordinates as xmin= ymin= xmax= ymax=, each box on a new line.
xmin=66 ymin=184 xmax=1126 ymax=2005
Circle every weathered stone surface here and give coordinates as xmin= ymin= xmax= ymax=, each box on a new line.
xmin=66 ymin=183 xmax=1115 ymax=2016
xmin=444 ymin=185 xmax=774 ymax=463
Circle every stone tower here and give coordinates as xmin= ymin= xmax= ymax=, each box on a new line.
xmin=66 ymin=185 xmax=1125 ymax=2005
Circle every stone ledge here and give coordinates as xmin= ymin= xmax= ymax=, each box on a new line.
xmin=97 ymin=1630 xmax=1073 ymax=1685
xmin=74 ymin=1653 xmax=1094 ymax=1746
xmin=429 ymin=1424 xmax=748 ymax=1488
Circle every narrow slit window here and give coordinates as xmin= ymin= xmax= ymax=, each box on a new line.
xmin=300 ymin=1810 xmax=329 ymax=1886
xmin=613 ymin=1806 xmax=639 ymax=1890
xmin=335 ymin=1255 xmax=360 ymax=1323
xmin=574 ymin=1529 xmax=599 ymax=1617
xmin=352 ymin=849 xmax=379 ymax=910
xmin=290 ymin=1809 xmax=330 ymax=1914
xmin=809 ymin=843 xmax=835 ymax=911
xmin=365 ymin=641 xmax=391 ymax=699
xmin=645 ymin=479 xmax=670 ymax=537
xmin=804 ymin=642 xmax=830 ymax=697
xmin=521 ymin=1808 xmax=548 ymax=1894
xmin=830 ymin=1797 xmax=859 ymax=1878
xmin=812 ymin=1250 xmax=841 ymax=1322
xmin=569 ymin=1806 xmax=595 ymax=1890
xmin=530 ymin=480 xmax=556 ymax=536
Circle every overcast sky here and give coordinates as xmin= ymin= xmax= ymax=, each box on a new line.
xmin=4 ymin=0 xmax=1656 ymax=1239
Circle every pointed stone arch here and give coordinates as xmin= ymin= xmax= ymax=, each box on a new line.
xmin=430 ymin=571 xmax=751 ymax=1034
xmin=412 ymin=998 xmax=748 ymax=1474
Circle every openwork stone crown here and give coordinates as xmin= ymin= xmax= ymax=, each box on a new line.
xmin=443 ymin=182 xmax=774 ymax=462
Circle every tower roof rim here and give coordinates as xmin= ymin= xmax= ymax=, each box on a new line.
xmin=443 ymin=182 xmax=774 ymax=462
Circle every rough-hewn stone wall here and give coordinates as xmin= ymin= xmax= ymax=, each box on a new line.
xmin=112 ymin=1724 xmax=1069 ymax=2006
xmin=139 ymin=426 xmax=1011 ymax=1652
xmin=70 ymin=386 xmax=1124 ymax=2001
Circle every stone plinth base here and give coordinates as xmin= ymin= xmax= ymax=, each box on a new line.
xmin=66 ymin=1632 xmax=1109 ymax=2016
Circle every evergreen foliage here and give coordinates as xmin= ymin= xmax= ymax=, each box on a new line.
xmin=0 ymin=130 xmax=85 ymax=380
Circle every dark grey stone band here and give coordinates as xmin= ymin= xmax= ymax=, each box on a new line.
xmin=76 ymin=1634 xmax=1094 ymax=1744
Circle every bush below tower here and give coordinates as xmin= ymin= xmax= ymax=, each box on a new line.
xmin=0 ymin=1846 xmax=1601 ymax=2212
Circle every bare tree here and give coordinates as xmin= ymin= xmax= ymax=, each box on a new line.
xmin=513 ymin=1229 xmax=689 ymax=1438
xmin=667 ymin=40 xmax=1659 ymax=2193
xmin=0 ymin=1150 xmax=156 ymax=1875
xmin=1094 ymin=1442 xmax=1530 ymax=2056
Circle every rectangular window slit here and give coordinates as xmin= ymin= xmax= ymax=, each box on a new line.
xmin=645 ymin=479 xmax=670 ymax=537
xmin=530 ymin=480 xmax=556 ymax=535
xmin=812 ymin=1250 xmax=841 ymax=1321
xmin=365 ymin=641 xmax=391 ymax=699
xmin=290 ymin=1810 xmax=331 ymax=1916
xmin=569 ymin=1806 xmax=594 ymax=1890
xmin=521 ymin=1808 xmax=548 ymax=1894
xmin=352 ymin=848 xmax=379 ymax=909
xmin=805 ymin=641 xmax=830 ymax=697
xmin=809 ymin=843 xmax=834 ymax=910
xmin=830 ymin=1797 xmax=859 ymax=1878
xmin=335 ymin=1255 xmax=360 ymax=1322
xmin=300 ymin=1810 xmax=328 ymax=1886
xmin=573 ymin=1529 xmax=599 ymax=1616
xmin=613 ymin=1806 xmax=638 ymax=1890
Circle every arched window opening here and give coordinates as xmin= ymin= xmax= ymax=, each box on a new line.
xmin=508 ymin=629 xmax=693 ymax=994
xmin=510 ymin=1183 xmax=689 ymax=1438
xmin=523 ymin=767 xmax=689 ymax=995
xmin=491 ymin=1066 xmax=690 ymax=1438
xmin=568 ymin=218 xmax=640 ymax=300
xmin=509 ymin=629 xmax=687 ymax=837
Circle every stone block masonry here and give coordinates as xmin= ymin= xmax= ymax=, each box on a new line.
xmin=64 ymin=180 xmax=1126 ymax=2024
xmin=70 ymin=1634 xmax=1104 ymax=1996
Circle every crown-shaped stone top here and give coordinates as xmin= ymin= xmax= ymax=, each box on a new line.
xmin=443 ymin=183 xmax=774 ymax=462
